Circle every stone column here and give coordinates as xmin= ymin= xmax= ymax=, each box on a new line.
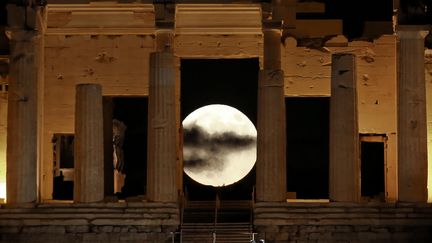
xmin=74 ymin=84 xmax=104 ymax=203
xmin=147 ymin=30 xmax=177 ymax=202
xmin=6 ymin=28 xmax=39 ymax=203
xmin=256 ymin=29 xmax=287 ymax=202
xmin=397 ymin=28 xmax=428 ymax=202
xmin=329 ymin=53 xmax=360 ymax=202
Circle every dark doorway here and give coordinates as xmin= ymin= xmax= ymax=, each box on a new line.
xmin=361 ymin=140 xmax=385 ymax=200
xmin=112 ymin=97 xmax=148 ymax=198
xmin=286 ymin=97 xmax=329 ymax=199
xmin=52 ymin=134 xmax=74 ymax=200
xmin=181 ymin=58 xmax=259 ymax=201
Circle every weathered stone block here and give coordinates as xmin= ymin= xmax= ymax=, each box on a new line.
xmin=65 ymin=225 xmax=90 ymax=233
xmin=354 ymin=225 xmax=370 ymax=232
xmin=126 ymin=202 xmax=146 ymax=208
xmin=0 ymin=226 xmax=21 ymax=233
xmin=308 ymin=232 xmax=322 ymax=240
xmin=161 ymin=225 xmax=178 ymax=233
xmin=334 ymin=225 xmax=354 ymax=232
xmin=2 ymin=203 xmax=37 ymax=209
xmin=82 ymin=232 xmax=116 ymax=242
xmin=100 ymin=226 xmax=114 ymax=232
xmin=275 ymin=232 xmax=290 ymax=240
xmin=296 ymin=240 xmax=309 ymax=243
xmin=120 ymin=226 xmax=130 ymax=233
xmin=357 ymin=232 xmax=378 ymax=240
xmin=310 ymin=231 xmax=332 ymax=240
xmin=299 ymin=225 xmax=319 ymax=233
xmin=112 ymin=226 xmax=122 ymax=233
xmin=332 ymin=232 xmax=359 ymax=240
xmin=128 ymin=226 xmax=137 ymax=233
xmin=280 ymin=225 xmax=298 ymax=232
xmin=264 ymin=232 xmax=279 ymax=240
xmin=112 ymin=226 xmax=129 ymax=233
xmin=22 ymin=219 xmax=88 ymax=226
xmin=21 ymin=226 xmax=66 ymax=234
xmin=371 ymin=227 xmax=389 ymax=233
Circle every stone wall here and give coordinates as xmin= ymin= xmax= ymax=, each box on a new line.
xmin=254 ymin=202 xmax=432 ymax=243
xmin=282 ymin=35 xmax=398 ymax=201
xmin=41 ymin=34 xmax=155 ymax=200
xmin=2 ymin=202 xmax=432 ymax=242
xmin=0 ymin=202 xmax=179 ymax=243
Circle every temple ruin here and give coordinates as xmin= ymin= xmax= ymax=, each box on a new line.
xmin=0 ymin=0 xmax=431 ymax=242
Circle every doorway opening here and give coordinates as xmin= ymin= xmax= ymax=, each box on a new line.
xmin=52 ymin=134 xmax=74 ymax=200
xmin=360 ymin=135 xmax=386 ymax=201
xmin=111 ymin=97 xmax=148 ymax=198
xmin=181 ymin=58 xmax=259 ymax=201
xmin=286 ymin=97 xmax=329 ymax=199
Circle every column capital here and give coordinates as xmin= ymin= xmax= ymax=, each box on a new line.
xmin=5 ymin=29 xmax=39 ymax=43
xmin=155 ymin=29 xmax=175 ymax=52
xmin=396 ymin=25 xmax=429 ymax=39
xmin=5 ymin=4 xmax=44 ymax=42
xmin=155 ymin=28 xmax=175 ymax=35
xmin=259 ymin=69 xmax=284 ymax=88
xmin=7 ymin=4 xmax=44 ymax=32
xmin=262 ymin=28 xmax=282 ymax=36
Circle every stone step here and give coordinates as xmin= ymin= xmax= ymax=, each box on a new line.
xmin=181 ymin=233 xmax=253 ymax=243
xmin=182 ymin=223 xmax=251 ymax=230
xmin=180 ymin=222 xmax=253 ymax=243
xmin=184 ymin=200 xmax=252 ymax=210
xmin=182 ymin=209 xmax=251 ymax=223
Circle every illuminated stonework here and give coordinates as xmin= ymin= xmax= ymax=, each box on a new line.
xmin=0 ymin=80 xmax=7 ymax=202
xmin=0 ymin=2 xmax=431 ymax=243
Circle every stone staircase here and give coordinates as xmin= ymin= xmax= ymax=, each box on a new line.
xmin=180 ymin=200 xmax=254 ymax=243
xmin=181 ymin=222 xmax=253 ymax=243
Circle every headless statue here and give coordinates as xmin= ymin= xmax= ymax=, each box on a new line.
xmin=112 ymin=119 xmax=127 ymax=193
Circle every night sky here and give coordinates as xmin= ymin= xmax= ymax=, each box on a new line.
xmin=181 ymin=59 xmax=258 ymax=200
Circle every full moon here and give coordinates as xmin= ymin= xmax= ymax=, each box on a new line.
xmin=183 ymin=104 xmax=257 ymax=187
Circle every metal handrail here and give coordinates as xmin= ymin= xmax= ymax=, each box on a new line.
xmin=179 ymin=205 xmax=184 ymax=243
xmin=179 ymin=187 xmax=187 ymax=243
xmin=179 ymin=189 xmax=260 ymax=243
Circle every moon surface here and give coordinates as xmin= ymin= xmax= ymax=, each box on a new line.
xmin=183 ymin=104 xmax=257 ymax=187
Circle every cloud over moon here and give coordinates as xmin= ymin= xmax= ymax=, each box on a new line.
xmin=182 ymin=104 xmax=257 ymax=187
xmin=183 ymin=124 xmax=256 ymax=173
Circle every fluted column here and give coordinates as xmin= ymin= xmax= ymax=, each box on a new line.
xmin=329 ymin=53 xmax=360 ymax=202
xmin=256 ymin=29 xmax=286 ymax=202
xmin=397 ymin=28 xmax=428 ymax=202
xmin=147 ymin=30 xmax=177 ymax=202
xmin=74 ymin=84 xmax=104 ymax=203
xmin=6 ymin=29 xmax=39 ymax=204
